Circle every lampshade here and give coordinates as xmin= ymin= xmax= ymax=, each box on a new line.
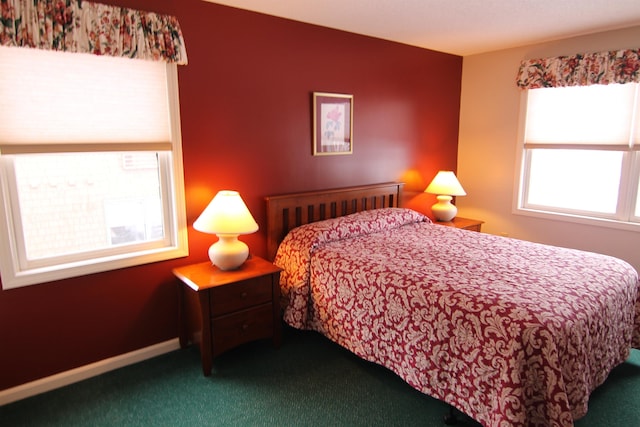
xmin=425 ymin=171 xmax=466 ymax=222
xmin=425 ymin=171 xmax=466 ymax=196
xmin=193 ymin=191 xmax=258 ymax=270
xmin=194 ymin=191 xmax=258 ymax=235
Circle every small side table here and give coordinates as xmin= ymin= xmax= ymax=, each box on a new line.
xmin=173 ymin=255 xmax=282 ymax=376
xmin=435 ymin=217 xmax=484 ymax=232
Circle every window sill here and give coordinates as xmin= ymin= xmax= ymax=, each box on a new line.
xmin=1 ymin=245 xmax=189 ymax=290
xmin=514 ymin=207 xmax=640 ymax=233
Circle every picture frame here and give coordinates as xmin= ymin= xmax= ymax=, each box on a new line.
xmin=313 ymin=92 xmax=353 ymax=156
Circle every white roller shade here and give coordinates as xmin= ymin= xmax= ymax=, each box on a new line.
xmin=525 ymin=84 xmax=637 ymax=147
xmin=0 ymin=46 xmax=171 ymax=153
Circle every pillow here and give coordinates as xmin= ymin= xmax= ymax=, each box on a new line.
xmin=283 ymin=207 xmax=428 ymax=251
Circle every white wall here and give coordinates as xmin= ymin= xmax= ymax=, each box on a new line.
xmin=457 ymin=26 xmax=640 ymax=273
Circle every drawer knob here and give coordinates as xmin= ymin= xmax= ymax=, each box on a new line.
xmin=242 ymin=323 xmax=249 ymax=331
xmin=240 ymin=292 xmax=247 ymax=299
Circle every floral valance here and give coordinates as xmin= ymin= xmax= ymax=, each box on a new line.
xmin=516 ymin=49 xmax=640 ymax=89
xmin=0 ymin=0 xmax=187 ymax=64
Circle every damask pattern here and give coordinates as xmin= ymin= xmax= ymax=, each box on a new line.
xmin=275 ymin=209 xmax=640 ymax=427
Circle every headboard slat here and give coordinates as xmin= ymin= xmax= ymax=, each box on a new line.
xmin=265 ymin=182 xmax=404 ymax=261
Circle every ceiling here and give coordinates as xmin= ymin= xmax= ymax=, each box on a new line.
xmin=203 ymin=0 xmax=640 ymax=56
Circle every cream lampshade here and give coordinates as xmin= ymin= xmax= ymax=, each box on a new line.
xmin=425 ymin=171 xmax=466 ymax=222
xmin=193 ymin=190 xmax=259 ymax=270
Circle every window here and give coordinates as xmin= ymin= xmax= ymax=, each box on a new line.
xmin=0 ymin=46 xmax=188 ymax=289
xmin=517 ymin=83 xmax=640 ymax=226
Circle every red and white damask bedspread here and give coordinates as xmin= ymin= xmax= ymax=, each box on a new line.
xmin=274 ymin=208 xmax=640 ymax=427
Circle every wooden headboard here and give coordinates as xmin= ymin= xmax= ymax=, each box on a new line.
xmin=264 ymin=182 xmax=404 ymax=260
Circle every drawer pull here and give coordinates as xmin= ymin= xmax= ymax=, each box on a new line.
xmin=242 ymin=323 xmax=249 ymax=331
xmin=240 ymin=292 xmax=248 ymax=299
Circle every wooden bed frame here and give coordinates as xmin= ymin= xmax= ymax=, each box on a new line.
xmin=264 ymin=182 xmax=404 ymax=260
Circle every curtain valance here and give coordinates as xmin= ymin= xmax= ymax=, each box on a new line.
xmin=0 ymin=0 xmax=187 ymax=64
xmin=516 ymin=49 xmax=639 ymax=89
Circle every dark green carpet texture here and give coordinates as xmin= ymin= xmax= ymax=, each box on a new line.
xmin=2 ymin=327 xmax=639 ymax=426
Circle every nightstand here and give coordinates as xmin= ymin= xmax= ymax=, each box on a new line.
xmin=173 ymin=255 xmax=282 ymax=376
xmin=435 ymin=217 xmax=484 ymax=232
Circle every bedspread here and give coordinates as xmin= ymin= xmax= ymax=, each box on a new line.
xmin=274 ymin=208 xmax=640 ymax=427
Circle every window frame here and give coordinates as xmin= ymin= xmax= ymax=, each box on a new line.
xmin=0 ymin=57 xmax=188 ymax=290
xmin=514 ymin=87 xmax=640 ymax=231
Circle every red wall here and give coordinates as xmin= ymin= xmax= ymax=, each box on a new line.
xmin=0 ymin=0 xmax=462 ymax=391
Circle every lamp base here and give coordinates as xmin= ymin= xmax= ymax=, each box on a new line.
xmin=208 ymin=235 xmax=249 ymax=270
xmin=431 ymin=195 xmax=458 ymax=222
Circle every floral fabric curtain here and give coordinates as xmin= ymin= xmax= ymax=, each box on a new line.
xmin=0 ymin=0 xmax=187 ymax=64
xmin=516 ymin=49 xmax=639 ymax=89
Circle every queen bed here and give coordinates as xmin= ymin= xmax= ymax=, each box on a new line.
xmin=265 ymin=182 xmax=640 ymax=427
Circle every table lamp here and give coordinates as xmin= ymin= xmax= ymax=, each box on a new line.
xmin=425 ymin=171 xmax=466 ymax=221
xmin=193 ymin=190 xmax=259 ymax=270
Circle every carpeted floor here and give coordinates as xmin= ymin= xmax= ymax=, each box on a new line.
xmin=1 ymin=327 xmax=639 ymax=426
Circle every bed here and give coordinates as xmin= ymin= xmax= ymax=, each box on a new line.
xmin=264 ymin=182 xmax=640 ymax=427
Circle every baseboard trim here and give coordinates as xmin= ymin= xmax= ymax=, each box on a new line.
xmin=0 ymin=338 xmax=180 ymax=406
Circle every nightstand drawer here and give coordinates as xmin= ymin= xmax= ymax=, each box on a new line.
xmin=212 ymin=304 xmax=274 ymax=356
xmin=210 ymin=276 xmax=272 ymax=316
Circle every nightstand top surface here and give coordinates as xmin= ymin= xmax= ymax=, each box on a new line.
xmin=435 ymin=216 xmax=484 ymax=228
xmin=172 ymin=255 xmax=281 ymax=291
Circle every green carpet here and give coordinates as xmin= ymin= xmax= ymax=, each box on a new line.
xmin=1 ymin=327 xmax=639 ymax=426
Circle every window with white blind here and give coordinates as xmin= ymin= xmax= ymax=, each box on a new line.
xmin=517 ymin=83 xmax=640 ymax=227
xmin=0 ymin=46 xmax=188 ymax=289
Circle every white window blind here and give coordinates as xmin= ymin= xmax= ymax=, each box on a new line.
xmin=525 ymin=84 xmax=639 ymax=147
xmin=0 ymin=46 xmax=171 ymax=152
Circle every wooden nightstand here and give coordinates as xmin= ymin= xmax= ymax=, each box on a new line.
xmin=173 ymin=255 xmax=282 ymax=376
xmin=435 ymin=217 xmax=484 ymax=232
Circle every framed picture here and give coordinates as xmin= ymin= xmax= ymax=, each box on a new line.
xmin=313 ymin=92 xmax=353 ymax=156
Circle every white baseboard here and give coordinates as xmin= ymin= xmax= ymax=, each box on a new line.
xmin=0 ymin=338 xmax=180 ymax=407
